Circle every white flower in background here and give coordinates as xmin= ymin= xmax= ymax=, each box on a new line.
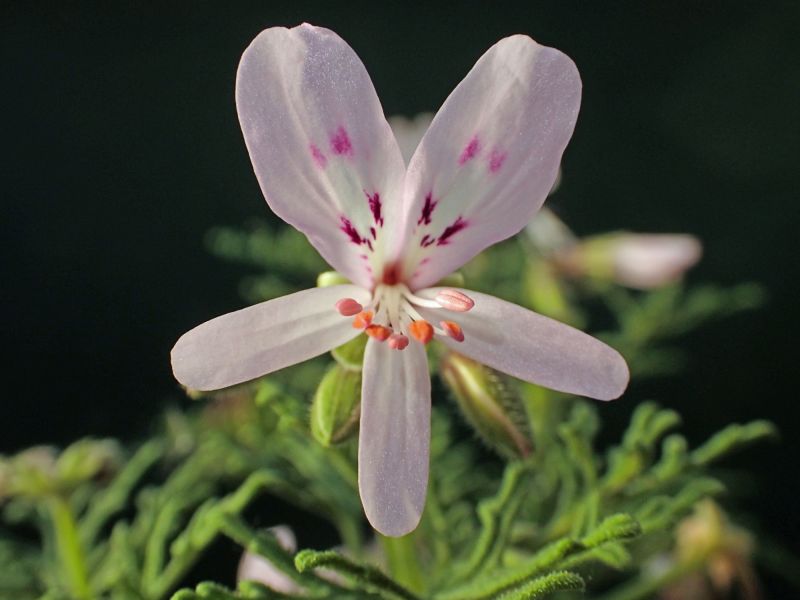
xmin=607 ymin=233 xmax=702 ymax=289
xmin=540 ymin=229 xmax=702 ymax=290
xmin=237 ymin=526 xmax=303 ymax=595
xmin=171 ymin=24 xmax=628 ymax=537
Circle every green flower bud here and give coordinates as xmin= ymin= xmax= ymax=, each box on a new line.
xmin=435 ymin=271 xmax=465 ymax=288
xmin=524 ymin=260 xmax=584 ymax=327
xmin=56 ymin=439 xmax=121 ymax=487
xmin=316 ymin=271 xmax=350 ymax=287
xmin=331 ymin=335 xmax=367 ymax=371
xmin=0 ymin=440 xmax=121 ymax=501
xmin=440 ymin=352 xmax=532 ymax=459
xmin=310 ymin=365 xmax=361 ymax=446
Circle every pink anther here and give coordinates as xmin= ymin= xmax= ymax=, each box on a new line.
xmin=435 ymin=289 xmax=475 ymax=312
xmin=335 ymin=298 xmax=363 ymax=316
xmin=387 ymin=333 xmax=409 ymax=350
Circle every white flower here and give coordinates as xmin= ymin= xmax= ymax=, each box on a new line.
xmin=609 ymin=233 xmax=702 ymax=289
xmin=171 ymin=24 xmax=629 ymax=537
xmin=237 ymin=526 xmax=303 ymax=595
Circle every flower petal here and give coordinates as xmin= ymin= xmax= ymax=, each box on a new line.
xmin=236 ymin=24 xmax=406 ymax=288
xmin=418 ymin=289 xmax=628 ymax=400
xmin=171 ymin=285 xmax=370 ymax=391
xmin=399 ymin=36 xmax=581 ymax=288
xmin=359 ymin=337 xmax=430 ymax=537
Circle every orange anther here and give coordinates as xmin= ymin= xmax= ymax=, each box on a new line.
xmin=408 ymin=320 xmax=434 ymax=344
xmin=435 ymin=289 xmax=475 ymax=312
xmin=440 ymin=320 xmax=464 ymax=342
xmin=352 ymin=310 xmax=373 ymax=329
xmin=365 ymin=324 xmax=392 ymax=341
xmin=388 ymin=333 xmax=409 ymax=350
xmin=335 ymin=297 xmax=363 ymax=316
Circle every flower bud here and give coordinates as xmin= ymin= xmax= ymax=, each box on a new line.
xmin=0 ymin=440 xmax=121 ymax=501
xmin=331 ymin=335 xmax=367 ymax=371
xmin=316 ymin=271 xmax=350 ymax=288
xmin=526 ymin=207 xmax=577 ymax=255
xmin=310 ymin=365 xmax=361 ymax=446
xmin=440 ymin=352 xmax=532 ymax=459
xmin=552 ymin=232 xmax=702 ymax=289
xmin=238 ymin=526 xmax=304 ymax=594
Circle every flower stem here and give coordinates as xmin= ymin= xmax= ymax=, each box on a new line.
xmin=380 ymin=533 xmax=425 ymax=595
xmin=48 ymin=495 xmax=93 ymax=600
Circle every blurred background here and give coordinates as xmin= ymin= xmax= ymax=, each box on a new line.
xmin=2 ymin=0 xmax=798 ymax=592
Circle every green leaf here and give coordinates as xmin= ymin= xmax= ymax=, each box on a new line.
xmin=295 ymin=550 xmax=419 ymax=600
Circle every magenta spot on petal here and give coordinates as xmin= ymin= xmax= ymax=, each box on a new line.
xmin=369 ymin=227 xmax=376 ymax=239
xmin=488 ymin=148 xmax=507 ymax=173
xmin=330 ymin=126 xmax=353 ymax=156
xmin=310 ymin=144 xmax=327 ymax=168
xmin=340 ymin=216 xmax=364 ymax=245
xmin=420 ymin=257 xmax=431 ymax=265
xmin=366 ymin=239 xmax=374 ymax=251
xmin=458 ymin=136 xmax=480 ymax=165
xmin=417 ymin=192 xmax=438 ymax=226
xmin=437 ymin=216 xmax=469 ymax=246
xmin=366 ymin=191 xmax=384 ymax=226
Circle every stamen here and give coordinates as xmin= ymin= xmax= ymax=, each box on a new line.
xmin=440 ymin=320 xmax=465 ymax=342
xmin=387 ymin=333 xmax=409 ymax=350
xmin=408 ymin=320 xmax=434 ymax=345
xmin=335 ymin=298 xmax=363 ymax=316
xmin=435 ymin=289 xmax=475 ymax=312
xmin=352 ymin=310 xmax=373 ymax=329
xmin=365 ymin=324 xmax=392 ymax=341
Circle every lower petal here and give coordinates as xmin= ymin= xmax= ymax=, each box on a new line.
xmin=418 ymin=288 xmax=629 ymax=401
xmin=358 ymin=338 xmax=431 ymax=537
xmin=171 ymin=285 xmax=370 ymax=391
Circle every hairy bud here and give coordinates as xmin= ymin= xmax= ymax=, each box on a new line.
xmin=310 ymin=365 xmax=361 ymax=446
xmin=440 ymin=352 xmax=532 ymax=459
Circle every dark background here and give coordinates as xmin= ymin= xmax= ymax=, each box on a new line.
xmin=2 ymin=0 xmax=798 ymax=593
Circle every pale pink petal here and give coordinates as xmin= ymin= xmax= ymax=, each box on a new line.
xmin=236 ymin=24 xmax=406 ymax=288
xmin=358 ymin=338 xmax=430 ymax=537
xmin=399 ymin=36 xmax=581 ymax=288
xmin=171 ymin=285 xmax=370 ymax=391
xmin=417 ymin=289 xmax=628 ymax=400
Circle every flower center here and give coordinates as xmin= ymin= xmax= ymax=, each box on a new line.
xmin=334 ymin=285 xmax=474 ymax=350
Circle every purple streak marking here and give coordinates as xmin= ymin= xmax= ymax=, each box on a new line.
xmin=310 ymin=144 xmax=327 ymax=168
xmin=437 ymin=216 xmax=469 ymax=246
xmin=489 ymin=148 xmax=507 ymax=173
xmin=458 ymin=135 xmax=480 ymax=165
xmin=340 ymin=216 xmax=363 ymax=245
xmin=417 ymin=192 xmax=437 ymax=226
xmin=331 ymin=126 xmax=353 ymax=156
xmin=420 ymin=234 xmax=435 ymax=248
xmin=366 ymin=191 xmax=383 ymax=226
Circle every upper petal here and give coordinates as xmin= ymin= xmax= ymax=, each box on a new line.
xmin=358 ymin=338 xmax=431 ymax=537
xmin=399 ymin=36 xmax=581 ymax=288
xmin=236 ymin=24 xmax=406 ymax=288
xmin=418 ymin=288 xmax=628 ymax=400
xmin=171 ymin=285 xmax=370 ymax=391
